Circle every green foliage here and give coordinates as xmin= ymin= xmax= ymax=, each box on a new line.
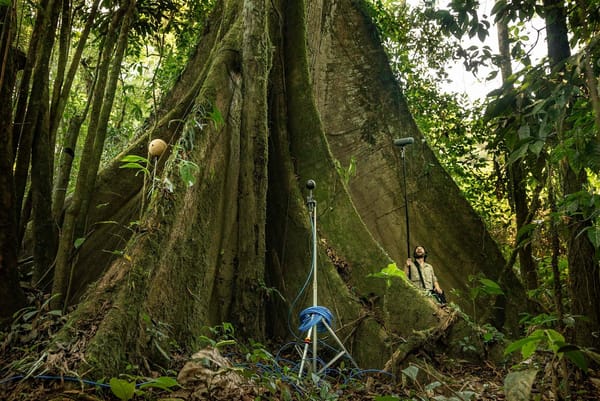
xmin=109 ymin=378 xmax=136 ymax=401
xmin=151 ymin=0 xmax=217 ymax=90
xmin=138 ymin=376 xmax=179 ymax=391
xmin=367 ymin=1 xmax=514 ymax=246
xmin=560 ymin=189 xmax=600 ymax=250
xmin=109 ymin=375 xmax=179 ymax=401
xmin=454 ymin=274 xmax=504 ymax=324
xmin=120 ymin=154 xmax=151 ymax=177
xmin=334 ymin=157 xmax=357 ymax=186
xmin=368 ymin=1 xmax=458 ymax=88
xmin=504 ymin=328 xmax=588 ymax=371
xmin=368 ymin=262 xmax=406 ymax=288
xmin=177 ymin=159 xmax=200 ymax=187
xmin=197 ymin=322 xmax=237 ymax=349
xmin=446 ymin=276 xmax=506 ymax=354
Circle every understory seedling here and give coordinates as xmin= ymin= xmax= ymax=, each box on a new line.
xmin=109 ymin=375 xmax=179 ymax=401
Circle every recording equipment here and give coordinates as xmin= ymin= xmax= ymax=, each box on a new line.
xmin=394 ymin=138 xmax=413 ymax=259
xmin=393 ymin=137 xmax=415 ymax=147
xmin=297 ymin=178 xmax=358 ymax=380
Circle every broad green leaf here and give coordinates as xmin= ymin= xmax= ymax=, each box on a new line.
xmin=74 ymin=237 xmax=85 ymax=249
xmin=179 ymin=160 xmax=199 ymax=187
xmin=586 ymin=227 xmax=600 ymax=248
xmin=119 ymin=162 xmax=145 ymax=169
xmin=109 ymin=378 xmax=136 ymax=401
xmin=139 ymin=376 xmax=179 ymax=391
xmin=521 ymin=338 xmax=539 ymax=359
xmin=368 ymin=263 xmax=406 ymax=287
xmin=121 ymin=154 xmax=149 ymax=163
xmin=529 ymin=140 xmax=544 ymax=156
xmin=544 ymin=329 xmax=565 ymax=351
xmin=517 ymin=124 xmax=530 ymax=140
xmin=504 ymin=335 xmax=540 ymax=356
xmin=507 ymin=143 xmax=529 ymax=163
xmin=563 ymin=350 xmax=587 ymax=371
xmin=479 ymin=278 xmax=504 ymax=295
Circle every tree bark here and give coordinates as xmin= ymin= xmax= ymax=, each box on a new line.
xmin=41 ymin=0 xmax=526 ymax=378
xmin=497 ymin=18 xmax=538 ymax=293
xmin=229 ymin=0 xmax=270 ymax=338
xmin=543 ymin=0 xmax=600 ymax=348
xmin=13 ymin=0 xmax=54 ymax=233
xmin=0 ymin=3 xmax=27 ymax=320
xmin=52 ymin=0 xmax=137 ymax=309
xmin=305 ymin=0 xmax=525 ymax=332
xmin=50 ymin=1 xmax=100 ymax=223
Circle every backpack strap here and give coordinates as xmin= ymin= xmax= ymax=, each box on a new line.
xmin=414 ymin=260 xmax=427 ymax=289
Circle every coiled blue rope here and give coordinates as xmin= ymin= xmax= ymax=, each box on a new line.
xmin=298 ymin=306 xmax=333 ymax=333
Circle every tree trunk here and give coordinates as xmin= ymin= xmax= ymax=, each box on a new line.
xmin=43 ymin=0 xmax=526 ymax=377
xmin=13 ymin=0 xmax=54 ymax=233
xmin=31 ymin=82 xmax=58 ymax=286
xmin=305 ymin=1 xmax=525 ymax=331
xmin=544 ymin=0 xmax=600 ymax=348
xmin=0 ymin=3 xmax=27 ymax=320
xmin=49 ymin=0 xmax=70 ymax=140
xmin=52 ymin=0 xmax=137 ymax=309
xmin=497 ymin=18 xmax=538 ymax=293
xmin=50 ymin=2 xmax=100 ymax=223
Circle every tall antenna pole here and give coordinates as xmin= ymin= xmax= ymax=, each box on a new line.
xmin=306 ymin=179 xmax=318 ymax=371
xmin=394 ymin=137 xmax=414 ymax=259
xmin=401 ymin=146 xmax=410 ymax=259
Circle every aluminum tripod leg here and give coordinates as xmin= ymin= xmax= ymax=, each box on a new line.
xmin=298 ymin=326 xmax=313 ymax=378
xmin=297 ymin=321 xmax=358 ymax=380
xmin=317 ymin=320 xmax=359 ymax=374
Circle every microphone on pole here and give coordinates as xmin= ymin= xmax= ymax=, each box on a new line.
xmin=306 ymin=180 xmax=316 ymax=211
xmin=393 ymin=138 xmax=413 ymax=260
xmin=393 ymin=137 xmax=415 ymax=147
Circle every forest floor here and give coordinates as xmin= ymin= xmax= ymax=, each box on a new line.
xmin=1 ymin=339 xmax=599 ymax=401
xmin=1 ymin=290 xmax=599 ymax=400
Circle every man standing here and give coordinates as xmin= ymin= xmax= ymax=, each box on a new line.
xmin=405 ymin=246 xmax=444 ymax=302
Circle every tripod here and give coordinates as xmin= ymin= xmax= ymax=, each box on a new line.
xmin=297 ymin=180 xmax=358 ymax=379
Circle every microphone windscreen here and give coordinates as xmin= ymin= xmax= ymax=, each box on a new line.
xmin=393 ymin=137 xmax=415 ymax=147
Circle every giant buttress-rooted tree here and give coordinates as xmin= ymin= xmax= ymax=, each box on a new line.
xmin=44 ymin=0 xmax=525 ymax=376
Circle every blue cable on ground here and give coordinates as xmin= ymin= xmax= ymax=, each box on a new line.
xmin=0 ymin=375 xmax=154 ymax=388
xmin=298 ymin=306 xmax=333 ymax=333
xmin=0 ymin=375 xmax=110 ymax=388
